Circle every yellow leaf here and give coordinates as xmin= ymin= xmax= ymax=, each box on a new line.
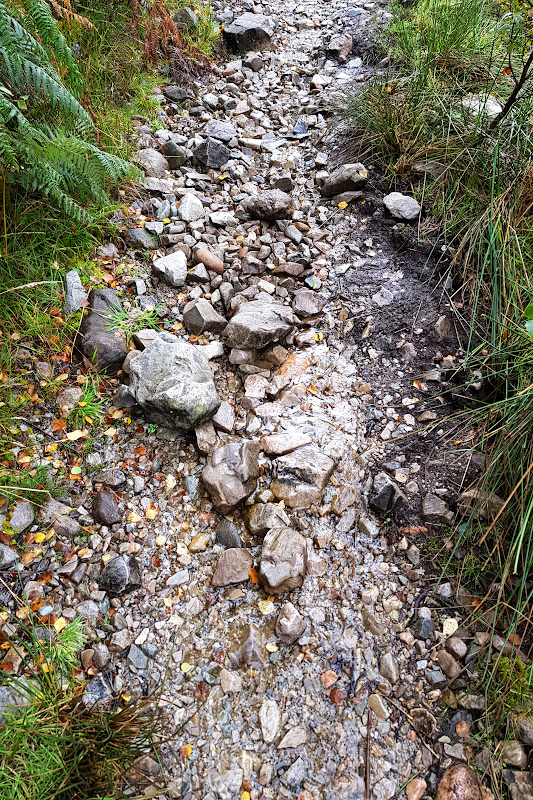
xmin=53 ymin=617 xmax=67 ymax=634
xmin=183 ymin=744 xmax=192 ymax=757
xmin=219 ymin=174 xmax=228 ymax=180
xmin=242 ymin=793 xmax=251 ymax=800
xmin=112 ymin=409 xmax=124 ymax=419
xmin=124 ymin=417 xmax=131 ymax=425
xmin=66 ymin=429 xmax=87 ymax=441
xmin=359 ymin=168 xmax=368 ymax=178
xmin=84 ymin=416 xmax=93 ymax=424
xmin=35 ymin=532 xmax=46 ymax=544
xmin=165 ymin=474 xmax=176 ymax=491
xmin=127 ymin=511 xmax=142 ymax=523
xmin=78 ymin=401 xmax=87 ymax=407
xmin=258 ymin=599 xmax=275 ymax=616
xmin=163 ymin=597 xmax=173 ymax=608
xmin=45 ymin=443 xmax=58 ymax=453
xmin=156 ymin=535 xmax=167 ymax=546
xmin=338 ymin=201 xmax=348 ymax=209
xmin=104 ymin=427 xmax=117 ymax=437
xmin=146 ymin=504 xmax=159 ymax=520
xmin=77 ymin=547 xmax=89 ymax=557
xmin=163 ymin=218 xmax=171 ymax=224
xmin=180 ymin=662 xmax=194 ymax=673
xmin=265 ymin=642 xmax=278 ymax=653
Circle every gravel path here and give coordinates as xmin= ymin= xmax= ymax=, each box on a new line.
xmin=3 ymin=1 xmax=531 ymax=798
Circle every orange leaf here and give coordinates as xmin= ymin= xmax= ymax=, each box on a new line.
xmin=249 ymin=567 xmax=259 ymax=584
xmin=50 ymin=419 xmax=67 ymax=432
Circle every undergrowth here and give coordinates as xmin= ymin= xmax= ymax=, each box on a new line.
xmin=0 ymin=617 xmax=160 ymax=800
xmin=337 ymin=0 xmax=533 ymax=704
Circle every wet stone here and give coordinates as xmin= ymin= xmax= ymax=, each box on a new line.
xmin=240 ymin=623 xmax=266 ymax=668
xmin=259 ymin=527 xmax=307 ymax=594
xmin=362 ymin=609 xmax=385 ymax=636
xmin=275 ymin=601 xmax=306 ymax=644
xmin=194 ymin=137 xmax=230 ymax=170
xmin=259 ymin=698 xmax=280 ymax=743
xmin=211 ymin=548 xmax=253 ymax=587
xmin=215 ymin=518 xmax=242 ymax=549
xmin=92 ymin=490 xmax=120 ymax=526
xmin=99 ymin=555 xmax=142 ymax=596
xmin=202 ymin=440 xmax=260 ymax=514
xmin=380 ymin=652 xmax=399 ymax=684
xmin=271 ymin=446 xmax=335 ymax=508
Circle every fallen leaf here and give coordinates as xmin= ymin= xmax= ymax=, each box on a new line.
xmin=66 ymin=429 xmax=87 ymax=441
xmin=337 ymin=201 xmax=348 ymax=209
xmin=127 ymin=512 xmax=142 ymax=523
xmin=146 ymin=504 xmax=159 ymax=520
xmin=104 ymin=426 xmax=117 ymax=437
xmin=179 ymin=744 xmax=192 ymax=758
xmin=53 ymin=617 xmax=67 ymax=634
xmin=456 ymin=720 xmax=471 ymax=737
xmin=180 ymin=662 xmax=193 ymax=673
xmin=249 ymin=567 xmax=259 ymax=584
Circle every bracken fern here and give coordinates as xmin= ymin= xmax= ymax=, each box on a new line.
xmin=0 ymin=0 xmax=134 ymax=221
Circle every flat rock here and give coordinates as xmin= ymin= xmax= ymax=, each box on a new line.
xmin=223 ymin=299 xmax=295 ymax=349
xmin=240 ymin=623 xmax=266 ymax=667
xmin=275 ymin=601 xmax=306 ymax=643
xmin=211 ymin=400 xmax=235 ymax=433
xmin=203 ymin=119 xmax=237 ymax=142
xmin=212 ymin=548 xmax=253 ymax=587
xmin=241 ymin=190 xmax=294 ymax=220
xmin=128 ymin=333 xmax=220 ymax=430
xmin=244 ymin=502 xmax=290 ymax=537
xmin=259 ymin=527 xmax=307 ymax=594
xmin=271 ymin=446 xmax=335 ymax=508
xmin=41 ymin=498 xmax=80 ymax=536
xmin=0 ymin=544 xmax=18 ymax=570
xmin=259 ymin=698 xmax=280 ymax=742
xmin=215 ymin=518 xmax=242 ymax=548
xmin=178 ymin=193 xmax=205 ymax=222
xmin=422 ymin=494 xmax=453 ymax=523
xmin=319 ymin=163 xmax=368 ymax=197
xmin=292 ymin=290 xmax=327 ymax=316
xmin=223 ymin=12 xmax=275 ymax=52
xmin=124 ymin=228 xmax=158 ymax=251
xmin=77 ymin=289 xmax=129 ymax=373
xmin=152 ymin=251 xmax=187 ymax=288
xmin=202 ymin=440 xmax=260 ymax=514
xmin=220 ymin=668 xmax=242 ymax=693
xmin=383 ymin=192 xmax=421 ymax=221
xmin=261 ymin=431 xmax=312 ymax=456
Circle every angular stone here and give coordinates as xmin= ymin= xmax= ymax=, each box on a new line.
xmin=275 ymin=602 xmax=306 ymax=643
xmin=63 ymin=270 xmax=88 ymax=316
xmin=503 ymin=770 xmax=533 ymax=800
xmin=109 ymin=628 xmax=131 ymax=652
xmin=461 ymin=94 xmax=502 ymax=124
xmin=380 ymin=652 xmax=399 ymax=684
xmin=195 ymin=420 xmax=217 ymax=454
xmin=202 ymin=440 xmax=260 ymax=514
xmin=194 ymin=137 xmax=230 ymax=170
xmin=244 ymin=502 xmax=290 ymax=537
xmin=425 ymin=667 xmax=446 ymax=688
xmin=82 ymin=674 xmax=114 ymax=711
xmin=319 ymin=164 xmax=368 ymax=197
xmin=278 ymin=727 xmax=307 ymax=749
xmin=261 ymin=432 xmax=312 ymax=456
xmin=515 ymin=717 xmax=533 ymax=745
xmin=183 ymin=299 xmax=226 ymax=335
xmin=222 ymin=300 xmax=295 ymax=349
xmin=77 ymin=289 xmax=129 ymax=372
xmin=223 ymin=12 xmax=275 ymax=53
xmin=124 ymin=228 xmax=158 ymax=251
xmin=437 ymin=649 xmax=461 ymax=679
xmin=446 ymin=637 xmax=468 ymax=660
xmin=41 ymin=498 xmax=80 ymax=537
xmin=259 ymin=527 xmax=307 ymax=594
xmin=135 ymin=148 xmax=169 ymax=178
xmin=178 ymin=193 xmax=205 ymax=222
xmin=383 ymin=192 xmax=421 ymax=221
xmin=413 ymin=617 xmax=434 ymax=639
xmin=362 ymin=609 xmax=385 ymax=636
xmin=99 ymin=555 xmax=142 ymax=596
xmin=220 ymin=668 xmax=242 ymax=693
xmin=211 ymin=400 xmax=235 ymax=433
xmin=160 ymin=138 xmax=187 ymax=169
xmin=128 ymin=333 xmax=220 ymax=430
xmin=436 ymin=766 xmax=494 ymax=800
xmin=76 ymin=600 xmax=100 ymax=623
xmin=422 ymin=494 xmax=453 ymax=523
xmin=240 ymin=623 xmax=266 ymax=667
xmin=241 ymin=189 xmax=294 ymax=221
xmin=92 ymin=491 xmax=120 ymax=526
xmin=152 ymin=251 xmax=187 ymax=288
xmin=203 ymin=119 xmax=237 ymax=142
xmin=98 ymin=468 xmax=125 ymax=487
xmin=0 ymin=544 xmax=18 ymax=570
xmin=292 ymin=290 xmax=327 ymax=317
xmin=216 ymin=519 xmax=242 ymax=549
xmin=328 ymin=32 xmax=352 ymax=58
xmin=259 ymin=698 xmax=280 ymax=742
xmin=173 ymin=6 xmax=198 ymax=32
xmin=271 ymin=446 xmax=335 ymax=508
xmin=211 ymin=548 xmax=253 ymax=587
xmin=10 ymin=500 xmax=34 ymax=533
xmin=163 ymin=85 xmax=189 ymax=102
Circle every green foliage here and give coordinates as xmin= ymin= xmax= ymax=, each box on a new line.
xmin=0 ymin=617 xmax=160 ymax=800
xmin=0 ymin=0 xmax=134 ymax=221
xmin=106 ymin=298 xmax=161 ymax=343
xmin=67 ymin=377 xmax=105 ymax=428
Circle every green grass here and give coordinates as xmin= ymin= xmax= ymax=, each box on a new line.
xmin=105 ymin=299 xmax=161 ymax=343
xmin=67 ymin=377 xmax=106 ymax=429
xmin=0 ymin=618 xmax=160 ymax=800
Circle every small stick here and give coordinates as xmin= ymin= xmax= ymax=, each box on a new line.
xmin=365 ymin=708 xmax=372 ymax=799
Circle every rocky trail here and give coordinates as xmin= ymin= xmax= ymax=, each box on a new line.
xmin=2 ymin=0 xmax=532 ymax=799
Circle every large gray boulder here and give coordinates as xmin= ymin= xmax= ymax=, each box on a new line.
xmin=271 ymin=446 xmax=335 ymax=508
xmin=222 ymin=300 xmax=295 ymax=349
xmin=193 ymin=137 xmax=231 ymax=170
xmin=128 ymin=333 xmax=220 ymax=429
xmin=77 ymin=289 xmax=129 ymax=373
xmin=259 ymin=527 xmax=307 ymax=594
xmin=202 ymin=441 xmax=260 ymax=514
xmin=223 ymin=13 xmax=275 ymax=52
xmin=319 ymin=163 xmax=368 ymax=197
xmin=241 ymin=190 xmax=294 ymax=220
xmin=152 ymin=251 xmax=187 ymax=287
